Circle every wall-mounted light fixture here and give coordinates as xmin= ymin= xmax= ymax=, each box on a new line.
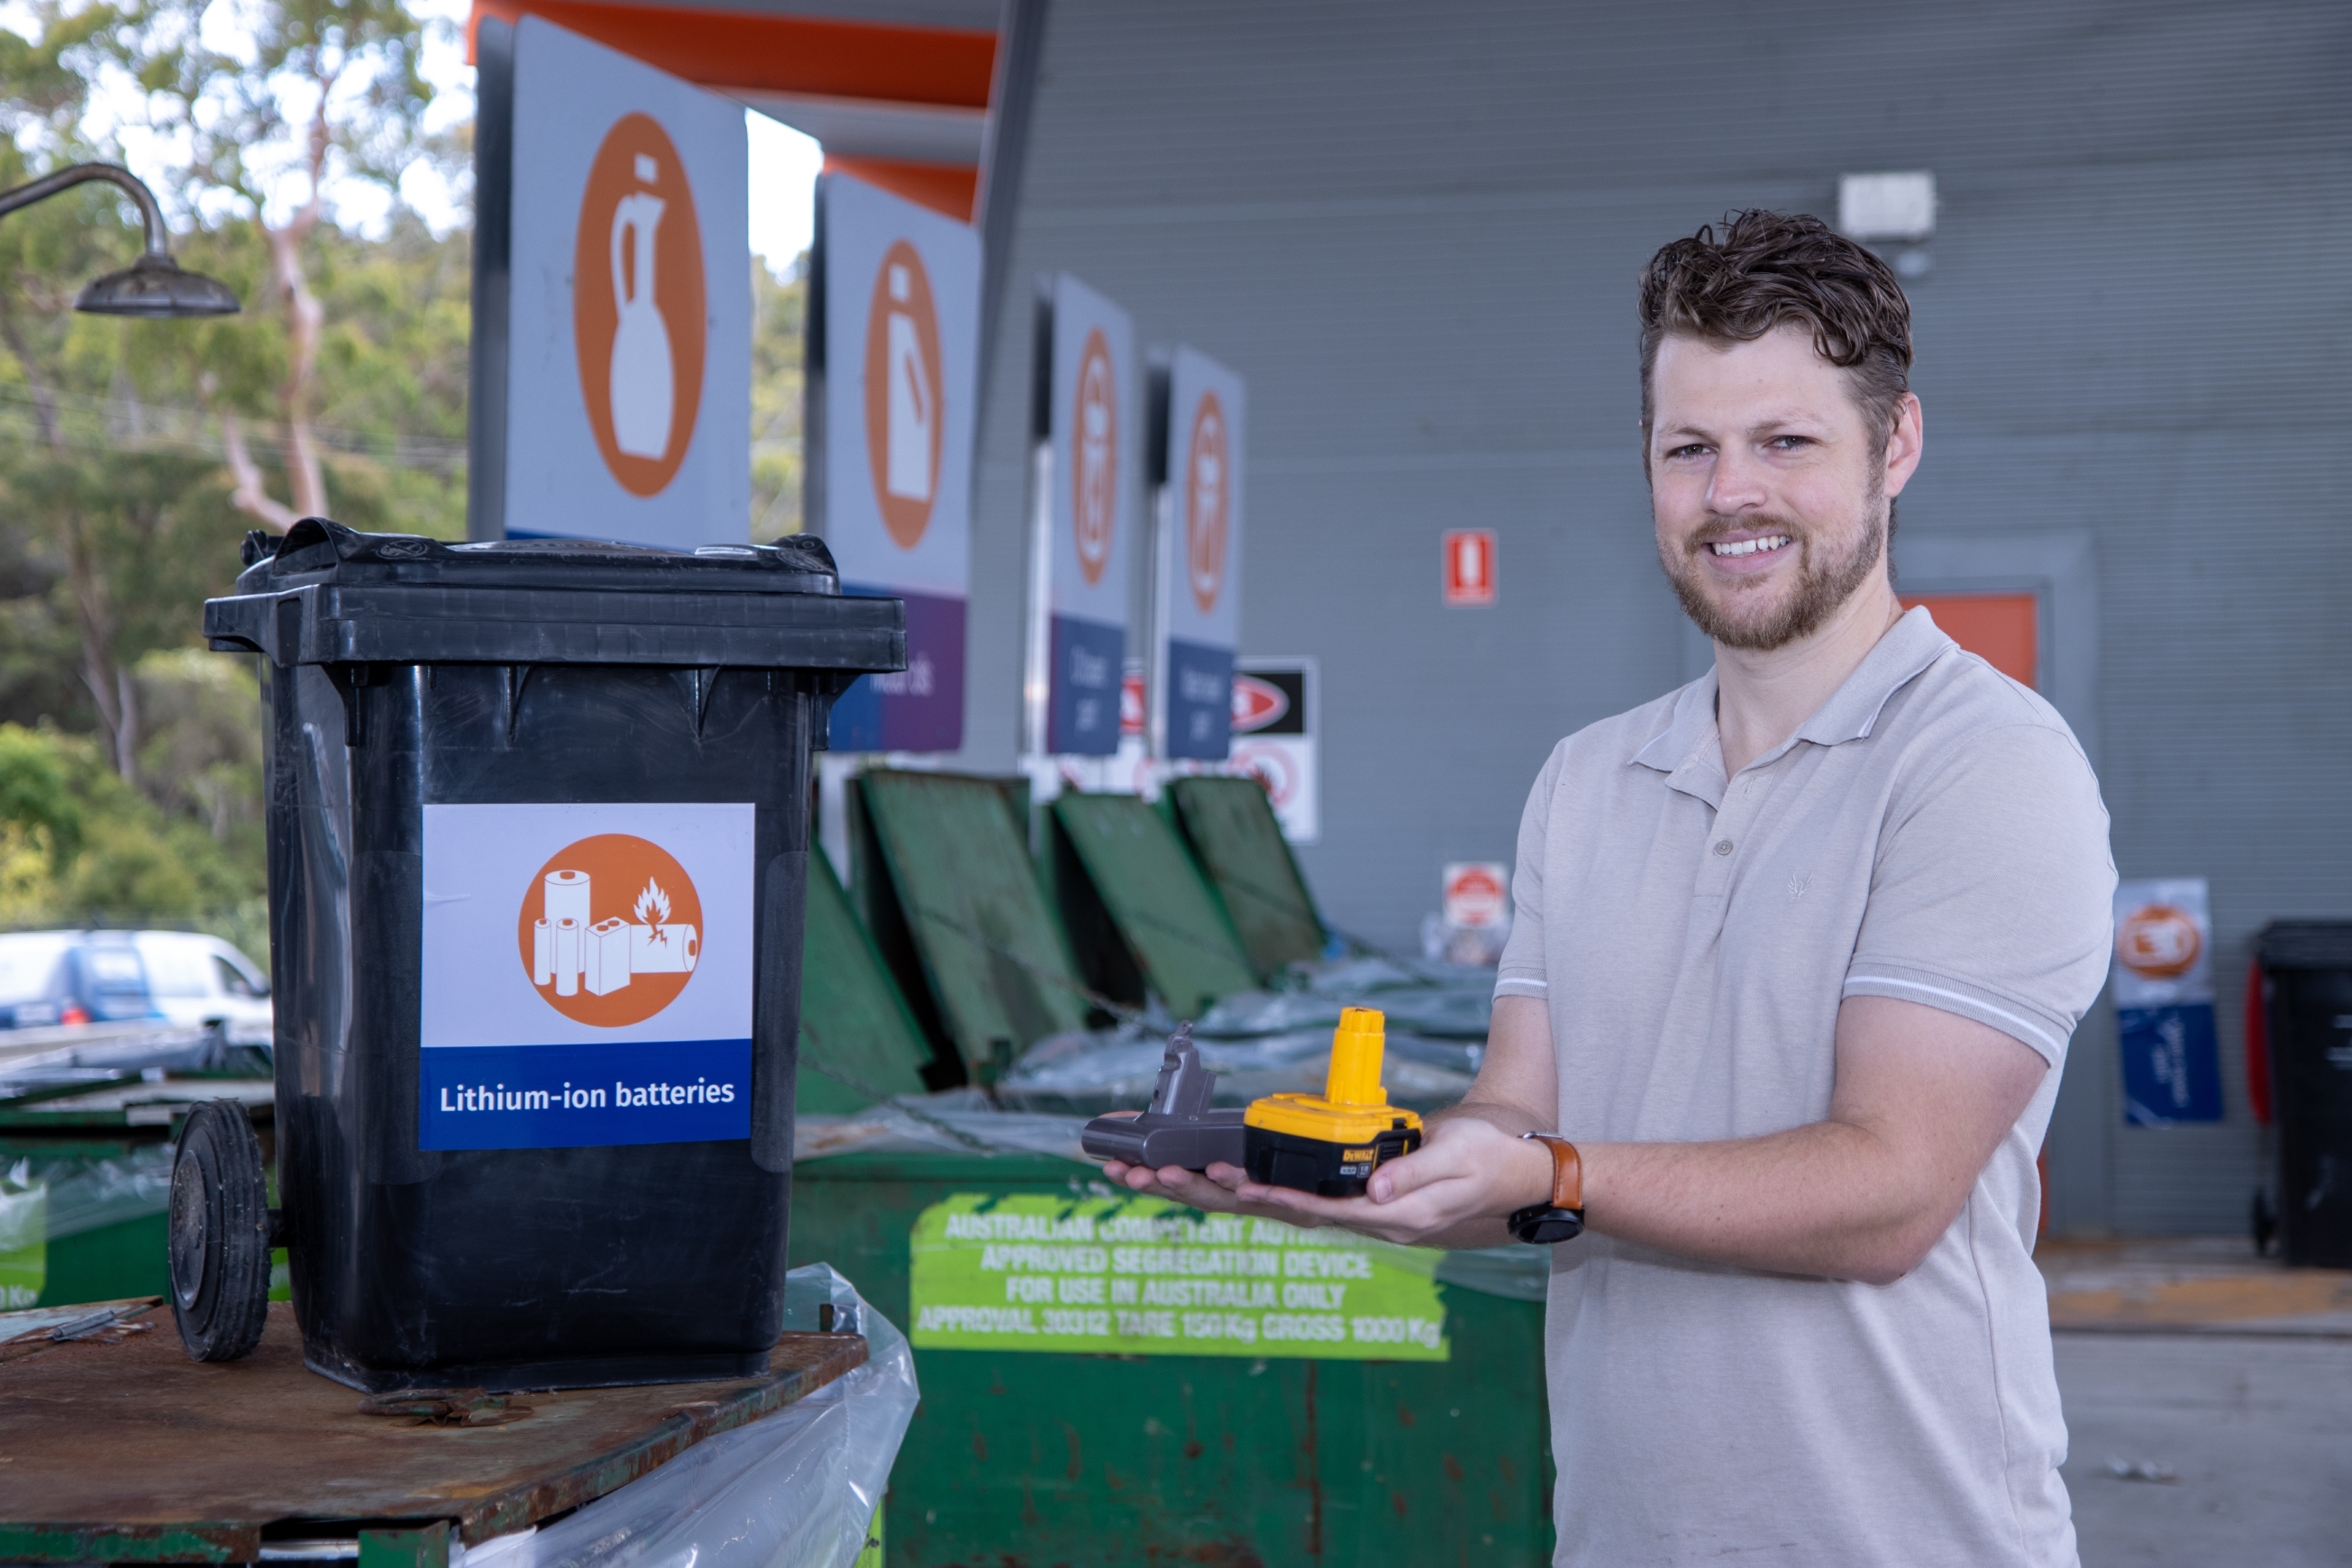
xmin=0 ymin=163 xmax=241 ymax=317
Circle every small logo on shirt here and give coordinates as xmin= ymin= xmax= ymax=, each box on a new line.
xmin=1787 ymin=875 xmax=1810 ymax=903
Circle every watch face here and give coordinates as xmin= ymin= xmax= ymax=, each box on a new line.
xmin=1509 ymin=1206 xmax=1584 ymax=1245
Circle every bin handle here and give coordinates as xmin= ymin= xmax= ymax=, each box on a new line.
xmin=2245 ymin=955 xmax=2272 ymax=1127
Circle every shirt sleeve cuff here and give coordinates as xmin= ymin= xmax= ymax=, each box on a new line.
xmin=1492 ymin=976 xmax=1548 ymax=1001
xmin=1841 ymin=963 xmax=2072 ymax=1066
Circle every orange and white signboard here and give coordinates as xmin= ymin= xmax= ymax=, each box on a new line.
xmin=1031 ymin=274 xmax=1137 ymax=756
xmin=1444 ymin=529 xmax=1497 ymax=606
xmin=479 ymin=16 xmax=750 ymax=548
xmin=2112 ymin=878 xmax=2213 ymax=1007
xmin=1151 ymin=347 xmax=1245 ymax=761
xmin=812 ymin=173 xmax=980 ymax=752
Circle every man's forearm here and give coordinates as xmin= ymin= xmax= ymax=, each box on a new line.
xmin=1581 ymin=1119 xmax=1943 ymax=1284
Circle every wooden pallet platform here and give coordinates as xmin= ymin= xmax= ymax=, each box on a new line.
xmin=0 ymin=1300 xmax=865 ymax=1563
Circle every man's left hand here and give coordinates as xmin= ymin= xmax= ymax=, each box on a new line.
xmin=1100 ymin=1114 xmax=1551 ymax=1247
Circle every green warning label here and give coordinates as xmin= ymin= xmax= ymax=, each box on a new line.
xmin=908 ymin=1191 xmax=1448 ymax=1361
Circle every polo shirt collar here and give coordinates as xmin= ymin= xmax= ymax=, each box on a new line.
xmin=1791 ymin=606 xmax=1954 ymax=748
xmin=1630 ymin=606 xmax=1955 ymax=795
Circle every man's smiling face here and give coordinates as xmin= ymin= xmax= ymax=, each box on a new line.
xmin=1646 ymin=323 xmax=1918 ymax=652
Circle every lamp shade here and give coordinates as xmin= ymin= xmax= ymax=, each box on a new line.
xmin=76 ymin=251 xmax=241 ymax=318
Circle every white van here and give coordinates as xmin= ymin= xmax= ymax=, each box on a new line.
xmin=129 ymin=931 xmax=273 ymax=1046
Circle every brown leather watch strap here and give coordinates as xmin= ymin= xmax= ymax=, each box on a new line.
xmin=1525 ymin=1134 xmax=1582 ymax=1211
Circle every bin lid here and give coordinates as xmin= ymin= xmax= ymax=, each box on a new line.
xmin=2256 ymin=921 xmax=2352 ymax=971
xmin=204 ymin=518 xmax=905 ymax=675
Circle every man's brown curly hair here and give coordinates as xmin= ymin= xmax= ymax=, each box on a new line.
xmin=1638 ymin=210 xmax=1913 ymax=458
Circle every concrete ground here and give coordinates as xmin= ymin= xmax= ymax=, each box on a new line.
xmin=2057 ymin=1333 xmax=2352 ymax=1566
xmin=2043 ymin=1238 xmax=2352 ymax=1566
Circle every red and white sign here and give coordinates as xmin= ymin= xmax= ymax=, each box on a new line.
xmin=1230 ymin=674 xmax=1289 ymax=734
xmin=1441 ymin=862 xmax=1509 ymax=929
xmin=1443 ymin=529 xmax=1496 ymax=606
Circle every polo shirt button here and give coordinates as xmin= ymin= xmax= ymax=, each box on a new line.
xmin=1713 ymin=839 xmax=1734 ymax=856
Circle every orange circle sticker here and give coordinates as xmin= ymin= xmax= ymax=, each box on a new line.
xmin=1071 ymin=328 xmax=1117 ymax=586
xmin=863 ymin=240 xmax=944 ymax=550
xmin=1185 ymin=390 xmax=1229 ymax=614
xmin=573 ymin=114 xmax=706 ymax=498
xmin=516 ymin=834 xmax=705 ymax=1027
xmin=2116 ymin=903 xmax=2202 ymax=980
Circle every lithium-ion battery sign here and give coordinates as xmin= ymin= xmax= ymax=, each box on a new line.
xmin=419 ymin=802 xmax=754 ymax=1150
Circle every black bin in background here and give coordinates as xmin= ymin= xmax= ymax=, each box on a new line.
xmin=2256 ymin=921 xmax=2352 ymax=1269
xmin=205 ymin=520 xmax=902 ymax=1391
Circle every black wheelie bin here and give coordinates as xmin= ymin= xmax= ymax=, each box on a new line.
xmin=187 ymin=520 xmax=902 ymax=1390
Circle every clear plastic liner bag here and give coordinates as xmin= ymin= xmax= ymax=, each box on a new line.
xmin=1434 ymin=1245 xmax=1552 ymax=1303
xmin=1198 ymin=974 xmax=1495 ymax=1042
xmin=32 ymin=1144 xmax=176 ymax=1239
xmin=796 ymin=1087 xmax=1095 ymax=1163
xmin=993 ymin=1025 xmax=1478 ymax=1116
xmin=0 ymin=1146 xmax=177 ymax=1261
xmin=457 ymin=1263 xmax=916 ymax=1568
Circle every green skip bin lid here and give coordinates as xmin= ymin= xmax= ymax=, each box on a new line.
xmin=1165 ymin=776 xmax=1326 ymax=975
xmin=1049 ymin=792 xmax=1257 ymax=1020
xmin=859 ymin=770 xmax=1091 ymax=1075
xmin=796 ymin=850 xmax=933 ymax=1115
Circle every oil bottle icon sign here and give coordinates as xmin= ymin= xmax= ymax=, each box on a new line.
xmin=862 ymin=239 xmax=944 ymax=550
xmin=516 ymin=834 xmax=704 ymax=1028
xmin=1071 ymin=327 xmax=1117 ymax=586
xmin=1185 ymin=390 xmax=1229 ymax=614
xmin=608 ymin=175 xmax=671 ymax=459
xmin=574 ymin=114 xmax=706 ymax=497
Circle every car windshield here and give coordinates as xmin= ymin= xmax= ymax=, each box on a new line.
xmin=84 ymin=946 xmax=148 ymax=995
xmin=135 ymin=936 xmax=216 ymax=998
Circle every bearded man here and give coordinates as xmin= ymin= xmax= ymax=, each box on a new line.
xmin=1105 ymin=210 xmax=2116 ymax=1565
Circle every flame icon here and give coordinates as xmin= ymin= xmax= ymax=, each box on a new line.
xmin=634 ymin=878 xmax=673 ymax=930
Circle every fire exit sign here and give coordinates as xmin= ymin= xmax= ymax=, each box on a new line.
xmin=1443 ymin=529 xmax=1496 ymax=606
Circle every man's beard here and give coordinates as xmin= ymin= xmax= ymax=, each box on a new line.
xmin=1661 ymin=484 xmax=1891 ymax=652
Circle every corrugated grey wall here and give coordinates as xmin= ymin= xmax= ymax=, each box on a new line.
xmin=945 ymin=0 xmax=2352 ymax=1233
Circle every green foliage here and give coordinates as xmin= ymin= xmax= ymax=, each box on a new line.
xmin=751 ymin=256 xmax=805 ymax=542
xmin=0 ymin=721 xmax=251 ymax=925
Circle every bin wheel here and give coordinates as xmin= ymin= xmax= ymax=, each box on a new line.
xmin=169 ymin=1099 xmax=272 ymax=1362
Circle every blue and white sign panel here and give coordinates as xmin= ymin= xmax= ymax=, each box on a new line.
xmin=497 ymin=17 xmax=750 ymax=548
xmin=1044 ymin=275 xmax=1137 ymax=755
xmin=419 ymin=802 xmax=756 ymax=1150
xmin=816 ymin=173 xmax=980 ymax=752
xmin=1156 ymin=347 xmax=1245 ymax=760
xmin=2112 ymin=876 xmax=2225 ymax=1126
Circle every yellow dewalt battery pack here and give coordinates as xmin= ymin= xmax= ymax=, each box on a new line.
xmin=1243 ymin=1007 xmax=1424 ymax=1197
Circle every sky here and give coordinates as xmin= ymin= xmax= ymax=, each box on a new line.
xmin=4 ymin=0 xmax=825 ymax=275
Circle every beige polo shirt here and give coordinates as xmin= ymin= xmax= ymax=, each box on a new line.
xmin=1494 ymin=606 xmax=2114 ymax=1568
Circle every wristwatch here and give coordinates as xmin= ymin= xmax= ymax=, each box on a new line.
xmin=1508 ymin=1133 xmax=1584 ymax=1244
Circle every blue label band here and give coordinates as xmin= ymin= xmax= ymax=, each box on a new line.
xmin=1049 ymin=614 xmax=1125 ymax=756
xmin=1163 ymin=639 xmax=1235 ymax=761
xmin=420 ymin=1038 xmax=753 ymax=1150
xmin=829 ymin=586 xmax=967 ymax=753
xmin=2118 ymin=1002 xmax=2224 ymax=1126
